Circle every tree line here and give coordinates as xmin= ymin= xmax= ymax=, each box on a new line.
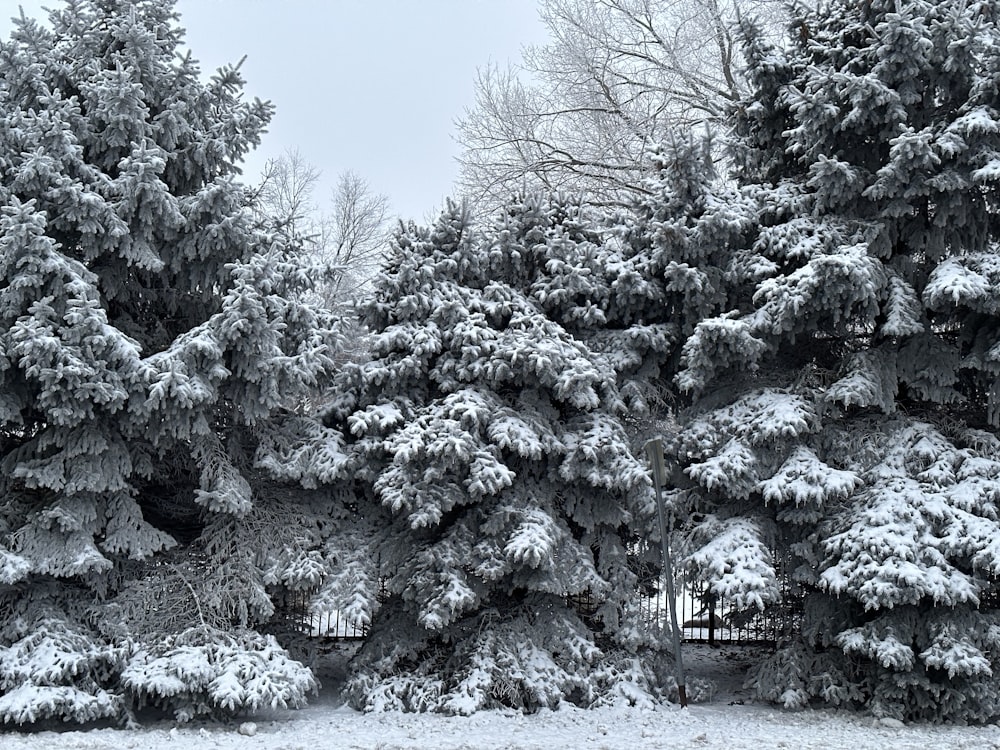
xmin=2 ymin=0 xmax=1000 ymax=726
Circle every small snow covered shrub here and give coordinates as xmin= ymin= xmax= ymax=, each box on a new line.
xmin=590 ymin=656 xmax=665 ymax=708
xmin=751 ymin=594 xmax=1000 ymax=723
xmin=748 ymin=631 xmax=865 ymax=712
xmin=837 ymin=607 xmax=1000 ymax=723
xmin=122 ymin=626 xmax=316 ymax=722
xmin=0 ymin=587 xmax=127 ymax=725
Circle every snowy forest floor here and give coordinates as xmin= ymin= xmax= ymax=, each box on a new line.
xmin=3 ymin=645 xmax=1000 ymax=749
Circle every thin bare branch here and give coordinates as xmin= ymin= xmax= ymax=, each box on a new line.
xmin=455 ymin=0 xmax=785 ymax=216
xmin=251 ymin=152 xmax=391 ymax=311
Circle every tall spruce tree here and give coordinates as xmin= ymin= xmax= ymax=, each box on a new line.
xmin=316 ymin=196 xmax=666 ymax=713
xmin=0 ymin=1 xmax=338 ymax=724
xmin=658 ymin=0 xmax=1000 ymax=721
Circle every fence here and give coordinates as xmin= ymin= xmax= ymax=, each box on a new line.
xmin=277 ymin=589 xmax=370 ymax=640
xmin=636 ymin=582 xmax=800 ymax=645
xmin=275 ymin=562 xmax=999 ymax=648
xmin=279 ymin=577 xmax=799 ymax=646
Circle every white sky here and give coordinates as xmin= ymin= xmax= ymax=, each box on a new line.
xmin=1 ymin=0 xmax=547 ymax=222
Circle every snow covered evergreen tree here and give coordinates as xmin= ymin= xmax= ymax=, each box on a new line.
xmin=0 ymin=1 xmax=340 ymax=723
xmin=657 ymin=0 xmax=1000 ymax=722
xmin=314 ymin=196 xmax=664 ymax=713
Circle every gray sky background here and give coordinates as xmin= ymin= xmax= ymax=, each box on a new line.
xmin=1 ymin=0 xmax=547 ymax=222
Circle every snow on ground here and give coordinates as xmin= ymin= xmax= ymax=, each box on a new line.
xmin=3 ymin=646 xmax=999 ymax=750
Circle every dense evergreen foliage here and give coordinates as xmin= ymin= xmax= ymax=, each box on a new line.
xmin=314 ymin=198 xmax=670 ymax=713
xmin=6 ymin=0 xmax=1000 ymax=727
xmin=0 ymin=0 xmax=339 ymax=723
xmin=661 ymin=0 xmax=1000 ymax=721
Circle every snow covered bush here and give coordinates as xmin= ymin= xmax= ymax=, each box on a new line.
xmin=317 ymin=197 xmax=665 ymax=713
xmin=0 ymin=0 xmax=340 ymax=724
xmin=122 ymin=626 xmax=315 ymax=723
xmin=655 ymin=0 xmax=1000 ymax=723
xmin=0 ymin=584 xmax=127 ymax=725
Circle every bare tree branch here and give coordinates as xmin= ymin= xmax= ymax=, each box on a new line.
xmin=455 ymin=0 xmax=784 ymax=215
xmin=325 ymin=170 xmax=390 ymax=303
xmin=251 ymin=150 xmax=391 ymax=311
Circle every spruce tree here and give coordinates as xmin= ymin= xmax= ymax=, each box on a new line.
xmin=317 ymin=197 xmax=664 ymax=713
xmin=0 ymin=1 xmax=337 ymax=723
xmin=658 ymin=0 xmax=1000 ymax=721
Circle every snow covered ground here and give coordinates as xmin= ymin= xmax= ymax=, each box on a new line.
xmin=3 ymin=646 xmax=999 ymax=750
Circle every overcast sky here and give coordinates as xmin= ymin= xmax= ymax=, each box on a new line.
xmin=1 ymin=0 xmax=547 ymax=222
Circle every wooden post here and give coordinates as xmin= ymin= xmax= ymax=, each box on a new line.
xmin=644 ymin=439 xmax=687 ymax=708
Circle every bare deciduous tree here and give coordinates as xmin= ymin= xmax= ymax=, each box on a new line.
xmin=455 ymin=0 xmax=784 ymax=214
xmin=252 ymin=150 xmax=390 ymax=309
xmin=256 ymin=148 xmax=322 ymax=237
xmin=327 ymin=170 xmax=390 ymax=303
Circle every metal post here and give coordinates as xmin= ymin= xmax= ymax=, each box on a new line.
xmin=644 ymin=439 xmax=687 ymax=708
xmin=708 ymin=598 xmax=716 ymax=647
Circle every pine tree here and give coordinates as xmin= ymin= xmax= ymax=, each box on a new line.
xmin=0 ymin=1 xmax=339 ymax=723
xmin=316 ymin=196 xmax=664 ymax=713
xmin=657 ymin=0 xmax=1000 ymax=722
